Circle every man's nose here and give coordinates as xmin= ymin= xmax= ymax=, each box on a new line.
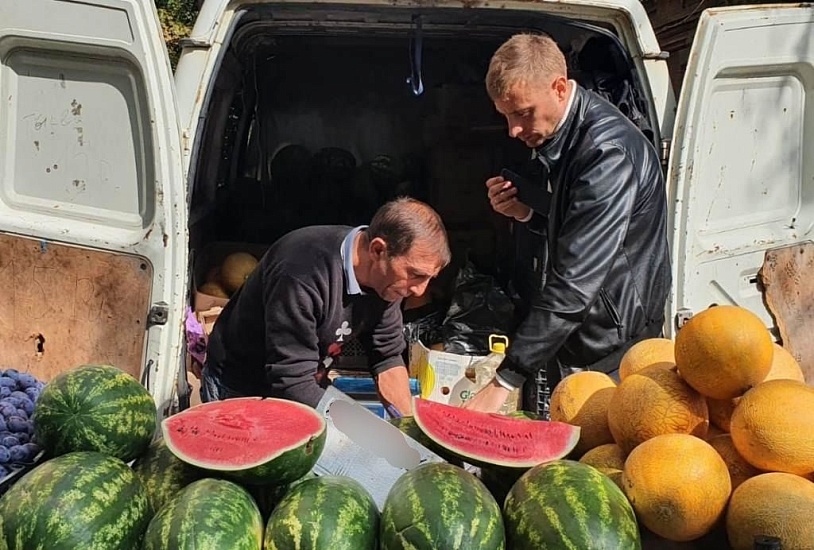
xmin=409 ymin=280 xmax=430 ymax=297
xmin=508 ymin=122 xmax=523 ymax=139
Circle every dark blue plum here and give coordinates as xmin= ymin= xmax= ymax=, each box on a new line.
xmin=0 ymin=417 xmax=6 ymax=432
xmin=8 ymin=445 xmax=28 ymax=463
xmin=15 ymin=373 xmax=38 ymax=389
xmin=0 ymin=387 xmax=10 ymax=399
xmin=24 ymin=387 xmax=39 ymax=402
xmin=18 ymin=397 xmax=34 ymax=416
xmin=14 ymin=431 xmax=29 ymax=444
xmin=0 ymin=377 xmax=16 ymax=389
xmin=14 ymin=409 xmax=27 ymax=420
xmin=0 ymin=447 xmax=9 ymax=464
xmin=6 ymin=416 xmax=30 ymax=434
xmin=1 ymin=369 xmax=19 ymax=381
xmin=10 ymin=391 xmax=28 ymax=401
xmin=3 ymin=396 xmax=22 ymax=409
xmin=0 ymin=465 xmax=8 ymax=479
xmin=0 ymin=403 xmax=16 ymax=418
xmin=1 ymin=435 xmax=19 ymax=447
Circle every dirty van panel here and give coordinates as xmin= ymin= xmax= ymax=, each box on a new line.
xmin=666 ymin=4 xmax=814 ymax=338
xmin=0 ymin=233 xmax=152 ymax=381
xmin=0 ymin=1 xmax=188 ymax=412
xmin=187 ymin=5 xmax=654 ymax=269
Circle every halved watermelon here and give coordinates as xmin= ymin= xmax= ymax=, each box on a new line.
xmin=413 ymin=397 xmax=580 ymax=468
xmin=162 ymin=397 xmax=326 ymax=485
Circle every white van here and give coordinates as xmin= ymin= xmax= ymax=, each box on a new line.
xmin=1 ymin=1 xmax=811 ymax=415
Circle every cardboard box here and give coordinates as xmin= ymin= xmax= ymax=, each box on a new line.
xmin=408 ymin=341 xmax=484 ymax=405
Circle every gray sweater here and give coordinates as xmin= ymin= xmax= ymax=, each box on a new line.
xmin=206 ymin=225 xmax=405 ymax=407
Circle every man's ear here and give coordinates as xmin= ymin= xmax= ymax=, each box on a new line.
xmin=552 ymin=75 xmax=568 ymax=99
xmin=369 ymin=237 xmax=388 ymax=260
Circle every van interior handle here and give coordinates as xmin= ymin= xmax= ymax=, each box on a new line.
xmin=407 ymin=15 xmax=425 ymax=96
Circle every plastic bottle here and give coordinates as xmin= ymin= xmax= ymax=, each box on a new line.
xmin=451 ymin=335 xmax=517 ymax=412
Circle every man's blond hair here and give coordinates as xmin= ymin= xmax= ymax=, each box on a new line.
xmin=485 ymin=33 xmax=568 ymax=101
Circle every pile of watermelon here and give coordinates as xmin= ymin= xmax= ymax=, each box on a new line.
xmin=0 ymin=363 xmax=646 ymax=550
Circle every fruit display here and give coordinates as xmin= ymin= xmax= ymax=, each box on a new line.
xmin=161 ymin=397 xmax=326 ymax=485
xmin=142 ymin=478 xmax=264 ymax=550
xmin=549 ymin=370 xmax=616 ymax=455
xmin=265 ymin=476 xmax=379 ymax=550
xmin=0 ymin=451 xmax=152 ymax=549
xmin=218 ymin=251 xmax=259 ymax=295
xmin=412 ymin=397 xmax=580 ymax=468
xmin=505 ymin=460 xmax=640 ymax=549
xmin=33 ymin=364 xmax=156 ymax=461
xmin=132 ymin=436 xmax=204 ymax=513
xmin=0 ymin=369 xmax=45 ymax=480
xmin=380 ymin=462 xmax=505 ymax=550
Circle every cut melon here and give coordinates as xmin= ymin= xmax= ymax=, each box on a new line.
xmin=162 ymin=397 xmax=326 ymax=485
xmin=412 ymin=397 xmax=580 ymax=468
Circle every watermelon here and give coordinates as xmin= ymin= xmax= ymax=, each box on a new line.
xmin=33 ymin=364 xmax=156 ymax=461
xmin=0 ymin=515 xmax=7 ymax=550
xmin=0 ymin=451 xmax=151 ymax=550
xmin=162 ymin=397 xmax=326 ymax=485
xmin=413 ymin=397 xmax=580 ymax=468
xmin=380 ymin=462 xmax=505 ymax=550
xmin=264 ymin=475 xmax=379 ymax=550
xmin=389 ymin=416 xmax=464 ymax=466
xmin=504 ymin=460 xmax=641 ymax=550
xmin=142 ymin=478 xmax=263 ymax=550
xmin=132 ymin=436 xmax=204 ymax=513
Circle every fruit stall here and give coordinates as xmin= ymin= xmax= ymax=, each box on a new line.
xmin=0 ymin=304 xmax=813 ymax=549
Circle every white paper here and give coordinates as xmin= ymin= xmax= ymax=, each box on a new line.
xmin=314 ymin=386 xmax=445 ymax=510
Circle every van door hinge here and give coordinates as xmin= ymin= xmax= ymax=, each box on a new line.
xmin=660 ymin=138 xmax=671 ymax=169
xmin=675 ymin=308 xmax=693 ymax=331
xmin=147 ymin=302 xmax=169 ymax=327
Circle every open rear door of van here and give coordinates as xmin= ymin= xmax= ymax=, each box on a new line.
xmin=666 ymin=4 xmax=814 ymax=345
xmin=0 ymin=1 xmax=188 ymax=414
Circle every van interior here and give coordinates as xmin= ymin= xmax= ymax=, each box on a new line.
xmin=186 ymin=3 xmax=656 ymax=361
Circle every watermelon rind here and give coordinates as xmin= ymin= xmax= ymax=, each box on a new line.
xmin=162 ymin=397 xmax=326 ymax=486
xmin=131 ymin=436 xmax=204 ymax=513
xmin=0 ymin=451 xmax=152 ymax=550
xmin=380 ymin=462 xmax=505 ymax=550
xmin=264 ymin=475 xmax=379 ymax=550
xmin=504 ymin=460 xmax=641 ymax=550
xmin=412 ymin=397 xmax=580 ymax=468
xmin=142 ymin=478 xmax=263 ymax=550
xmin=33 ymin=364 xmax=157 ymax=462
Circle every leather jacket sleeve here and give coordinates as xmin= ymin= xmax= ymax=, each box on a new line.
xmin=497 ymin=143 xmax=638 ymax=387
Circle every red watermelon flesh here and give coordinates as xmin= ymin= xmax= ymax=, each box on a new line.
xmin=413 ymin=397 xmax=580 ymax=468
xmin=162 ymin=397 xmax=326 ymax=485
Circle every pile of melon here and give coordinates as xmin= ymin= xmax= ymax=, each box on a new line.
xmin=553 ymin=305 xmax=814 ymax=549
xmin=198 ymin=251 xmax=259 ymax=299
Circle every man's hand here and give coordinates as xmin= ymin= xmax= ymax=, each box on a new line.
xmin=375 ymin=366 xmax=414 ymax=416
xmin=486 ymin=175 xmax=532 ymax=221
xmin=462 ymin=377 xmax=511 ymax=413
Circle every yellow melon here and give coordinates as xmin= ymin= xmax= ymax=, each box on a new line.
xmin=764 ymin=343 xmax=805 ymax=383
xmin=674 ymin=305 xmax=773 ymax=400
xmin=579 ymin=442 xmax=626 ymax=488
xmin=706 ymin=397 xmax=737 ymax=432
xmin=622 ymin=433 xmax=731 ymax=542
xmin=198 ymin=281 xmax=229 ymax=299
xmin=707 ymin=434 xmax=761 ymax=491
xmin=726 ymin=472 xmax=814 ymax=550
xmin=220 ymin=252 xmax=259 ymax=294
xmin=549 ymin=371 xmax=616 ymax=455
xmin=729 ymin=379 xmax=814 ymax=476
xmin=607 ymin=364 xmax=709 ymax=454
xmin=619 ymin=338 xmax=676 ymax=380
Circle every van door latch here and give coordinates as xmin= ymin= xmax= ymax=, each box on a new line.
xmin=148 ymin=302 xmax=169 ymax=327
xmin=675 ymin=308 xmax=693 ymax=331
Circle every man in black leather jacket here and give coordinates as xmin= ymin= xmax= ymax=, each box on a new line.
xmin=464 ymin=33 xmax=671 ymax=414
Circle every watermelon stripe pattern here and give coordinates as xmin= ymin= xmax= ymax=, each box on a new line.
xmin=504 ymin=460 xmax=641 ymax=550
xmin=0 ymin=451 xmax=152 ymax=550
xmin=380 ymin=463 xmax=505 ymax=550
xmin=132 ymin=437 xmax=204 ymax=513
xmin=33 ymin=364 xmax=156 ymax=462
xmin=265 ymin=476 xmax=379 ymax=550
xmin=142 ymin=478 xmax=263 ymax=550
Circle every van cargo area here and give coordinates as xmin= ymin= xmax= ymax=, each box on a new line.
xmin=186 ymin=5 xmax=656 ymax=356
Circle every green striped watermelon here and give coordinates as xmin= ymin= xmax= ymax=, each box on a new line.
xmin=265 ymin=475 xmax=379 ymax=550
xmin=380 ymin=462 xmax=505 ymax=550
xmin=504 ymin=460 xmax=641 ymax=550
xmin=162 ymin=397 xmax=326 ymax=485
xmin=0 ymin=514 xmax=7 ymax=550
xmin=0 ymin=451 xmax=152 ymax=550
xmin=132 ymin=436 xmax=204 ymax=513
xmin=142 ymin=478 xmax=263 ymax=550
xmin=33 ymin=364 xmax=156 ymax=462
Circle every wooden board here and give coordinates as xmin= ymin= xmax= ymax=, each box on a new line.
xmin=758 ymin=242 xmax=814 ymax=385
xmin=0 ymin=233 xmax=152 ymax=381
